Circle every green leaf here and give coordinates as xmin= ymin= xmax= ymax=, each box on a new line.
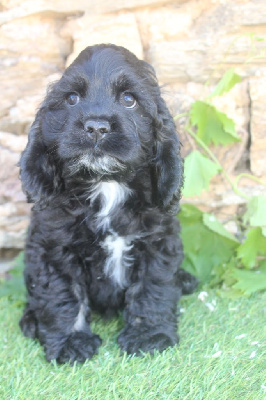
xmin=243 ymin=195 xmax=266 ymax=227
xmin=231 ymin=264 xmax=266 ymax=296
xmin=209 ymin=68 xmax=241 ymax=98
xmin=203 ymin=213 xmax=239 ymax=243
xmin=210 ymin=257 xmax=236 ymax=287
xmin=179 ymin=204 xmax=238 ymax=282
xmin=183 ymin=151 xmax=221 ymax=197
xmin=179 ymin=202 xmax=203 ymax=220
xmin=190 ymin=101 xmax=240 ymax=145
xmin=237 ymin=227 xmax=266 ymax=269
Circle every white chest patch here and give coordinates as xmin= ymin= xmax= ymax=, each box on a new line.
xmin=102 ymin=234 xmax=133 ymax=288
xmin=89 ymin=181 xmax=132 ymax=232
xmin=89 ymin=181 xmax=134 ymax=287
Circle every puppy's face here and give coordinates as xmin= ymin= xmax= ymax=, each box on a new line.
xmin=42 ymin=46 xmax=158 ymax=175
xmin=21 ymin=44 xmax=182 ymax=212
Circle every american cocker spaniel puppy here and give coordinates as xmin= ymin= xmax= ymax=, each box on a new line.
xmin=19 ymin=44 xmax=197 ymax=363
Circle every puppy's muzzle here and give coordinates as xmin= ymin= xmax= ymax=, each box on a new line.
xmin=84 ymin=119 xmax=111 ymax=143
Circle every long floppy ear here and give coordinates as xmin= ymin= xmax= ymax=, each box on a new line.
xmin=19 ymin=109 xmax=63 ymax=209
xmin=152 ymin=97 xmax=183 ymax=214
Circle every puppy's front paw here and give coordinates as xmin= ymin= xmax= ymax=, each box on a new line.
xmin=46 ymin=332 xmax=102 ymax=364
xmin=117 ymin=326 xmax=178 ymax=355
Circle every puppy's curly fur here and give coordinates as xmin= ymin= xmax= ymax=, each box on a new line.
xmin=19 ymin=44 xmax=197 ymax=363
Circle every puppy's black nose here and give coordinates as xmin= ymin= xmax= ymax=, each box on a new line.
xmin=84 ymin=119 xmax=110 ymax=142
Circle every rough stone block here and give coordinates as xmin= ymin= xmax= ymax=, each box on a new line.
xmin=63 ymin=12 xmax=143 ymax=65
xmin=0 ymin=132 xmax=30 ymax=248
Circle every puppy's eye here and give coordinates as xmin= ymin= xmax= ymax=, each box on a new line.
xmin=120 ymin=92 xmax=137 ymax=109
xmin=66 ymin=93 xmax=80 ymax=106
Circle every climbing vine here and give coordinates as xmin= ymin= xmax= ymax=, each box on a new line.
xmin=178 ymin=62 xmax=266 ymax=297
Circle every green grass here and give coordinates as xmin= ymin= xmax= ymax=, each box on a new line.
xmin=0 ymin=285 xmax=265 ymax=400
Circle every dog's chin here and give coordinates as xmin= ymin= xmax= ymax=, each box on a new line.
xmin=69 ymin=152 xmax=126 ymax=176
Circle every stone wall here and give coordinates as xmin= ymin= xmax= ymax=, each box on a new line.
xmin=0 ymin=0 xmax=266 ymax=253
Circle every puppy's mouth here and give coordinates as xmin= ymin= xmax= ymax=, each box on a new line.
xmin=69 ymin=150 xmax=126 ymax=176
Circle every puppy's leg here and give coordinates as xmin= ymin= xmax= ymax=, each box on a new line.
xmin=20 ymin=246 xmax=101 ymax=364
xmin=118 ymin=251 xmax=182 ymax=355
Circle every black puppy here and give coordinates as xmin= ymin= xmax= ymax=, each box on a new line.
xmin=19 ymin=44 xmax=197 ymax=363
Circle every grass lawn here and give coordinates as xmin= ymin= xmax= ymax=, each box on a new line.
xmin=0 ymin=274 xmax=265 ymax=399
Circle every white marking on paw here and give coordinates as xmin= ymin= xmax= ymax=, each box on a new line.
xmin=73 ymin=303 xmax=86 ymax=332
xmin=89 ymin=181 xmax=132 ymax=231
xmin=102 ymin=234 xmax=134 ymax=288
